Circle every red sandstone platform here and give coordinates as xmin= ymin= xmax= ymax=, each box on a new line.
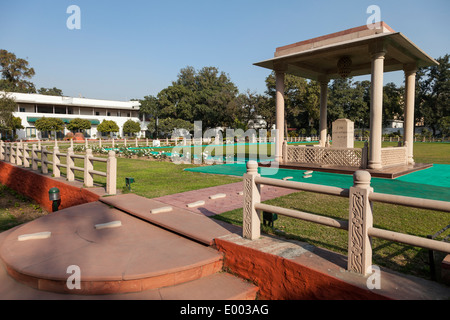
xmin=0 ymin=201 xmax=257 ymax=299
xmin=99 ymin=194 xmax=242 ymax=245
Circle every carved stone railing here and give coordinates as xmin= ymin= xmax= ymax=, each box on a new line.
xmin=283 ymin=142 xmax=368 ymax=168
xmin=243 ymin=160 xmax=450 ymax=276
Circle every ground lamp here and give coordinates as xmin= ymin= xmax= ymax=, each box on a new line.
xmin=48 ymin=187 xmax=61 ymax=212
xmin=263 ymin=211 xmax=278 ymax=228
xmin=125 ymin=177 xmax=135 ymax=191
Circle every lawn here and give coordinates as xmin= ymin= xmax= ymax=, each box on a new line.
xmin=0 ymin=184 xmax=49 ymax=232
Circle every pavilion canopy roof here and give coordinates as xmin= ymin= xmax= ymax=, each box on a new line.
xmin=254 ymin=22 xmax=438 ymax=81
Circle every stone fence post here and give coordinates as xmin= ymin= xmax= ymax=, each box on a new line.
xmin=31 ymin=144 xmax=38 ymax=171
xmin=41 ymin=146 xmax=48 ymax=174
xmin=23 ymin=143 xmax=30 ymax=168
xmin=10 ymin=143 xmax=15 ymax=164
xmin=106 ymin=151 xmax=117 ymax=195
xmin=84 ymin=149 xmax=94 ymax=187
xmin=15 ymin=143 xmax=22 ymax=166
xmin=348 ymin=170 xmax=374 ymax=276
xmin=5 ymin=143 xmax=10 ymax=162
xmin=243 ymin=160 xmax=261 ymax=240
xmin=53 ymin=146 xmax=60 ymax=178
xmin=0 ymin=141 xmax=4 ymax=161
xmin=66 ymin=147 xmax=75 ymax=182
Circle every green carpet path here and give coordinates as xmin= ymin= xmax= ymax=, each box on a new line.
xmin=185 ymin=163 xmax=450 ymax=202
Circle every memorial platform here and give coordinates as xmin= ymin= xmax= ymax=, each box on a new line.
xmin=266 ymin=162 xmax=434 ymax=179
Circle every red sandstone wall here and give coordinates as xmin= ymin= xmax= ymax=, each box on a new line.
xmin=0 ymin=161 xmax=100 ymax=212
xmin=214 ymin=238 xmax=389 ymax=300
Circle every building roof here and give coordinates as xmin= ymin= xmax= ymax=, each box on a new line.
xmin=2 ymin=92 xmax=140 ymax=110
xmin=254 ymin=22 xmax=439 ymax=81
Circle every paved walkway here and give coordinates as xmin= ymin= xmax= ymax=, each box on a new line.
xmin=153 ymin=182 xmax=297 ymax=216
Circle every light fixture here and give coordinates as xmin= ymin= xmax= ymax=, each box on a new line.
xmin=125 ymin=177 xmax=135 ymax=190
xmin=48 ymin=187 xmax=61 ymax=212
xmin=337 ymin=56 xmax=352 ymax=78
xmin=263 ymin=211 xmax=278 ymax=228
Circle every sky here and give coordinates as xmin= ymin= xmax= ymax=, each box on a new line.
xmin=0 ymin=0 xmax=449 ymax=101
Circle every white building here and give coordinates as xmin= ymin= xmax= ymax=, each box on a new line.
xmin=3 ymin=92 xmax=146 ymax=140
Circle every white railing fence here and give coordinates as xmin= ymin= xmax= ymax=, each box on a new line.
xmin=243 ymin=160 xmax=450 ymax=276
xmin=0 ymin=141 xmax=116 ymax=195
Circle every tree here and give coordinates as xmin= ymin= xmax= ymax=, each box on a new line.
xmin=256 ymin=95 xmax=275 ymax=131
xmin=417 ymin=54 xmax=450 ymax=136
xmin=265 ymin=72 xmax=320 ymax=135
xmin=157 ymin=84 xmax=195 ymax=121
xmin=328 ymin=78 xmax=369 ymax=131
xmin=156 ymin=118 xmax=194 ymax=137
xmin=97 ymin=120 xmax=119 ymax=137
xmin=35 ymin=117 xmax=65 ymax=138
xmin=11 ymin=116 xmax=24 ymax=131
xmin=138 ymin=95 xmax=159 ymax=138
xmin=123 ymin=119 xmax=141 ymax=137
xmin=0 ymin=49 xmax=36 ymax=93
xmin=234 ymin=90 xmax=274 ymax=131
xmin=139 ymin=95 xmax=158 ymax=118
xmin=67 ymin=118 xmax=91 ymax=132
xmin=382 ymin=82 xmax=403 ymax=126
xmin=38 ymin=87 xmax=63 ymax=96
xmin=0 ymin=92 xmax=24 ymax=140
xmin=156 ymin=66 xmax=239 ymax=130
xmin=0 ymin=92 xmax=16 ymax=132
xmin=301 ymin=80 xmax=321 ymax=133
xmin=192 ymin=66 xmax=239 ymax=129
xmin=438 ymin=116 xmax=450 ymax=137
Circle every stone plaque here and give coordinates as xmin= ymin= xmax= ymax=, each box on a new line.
xmin=332 ymin=119 xmax=354 ymax=148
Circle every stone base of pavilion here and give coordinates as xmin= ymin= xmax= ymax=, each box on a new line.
xmin=262 ymin=161 xmax=432 ymax=179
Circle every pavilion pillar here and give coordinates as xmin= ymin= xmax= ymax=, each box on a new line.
xmin=275 ymin=67 xmax=286 ymax=163
xmin=319 ymin=77 xmax=329 ymax=147
xmin=368 ymin=50 xmax=386 ymax=170
xmin=404 ymin=65 xmax=417 ymax=165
